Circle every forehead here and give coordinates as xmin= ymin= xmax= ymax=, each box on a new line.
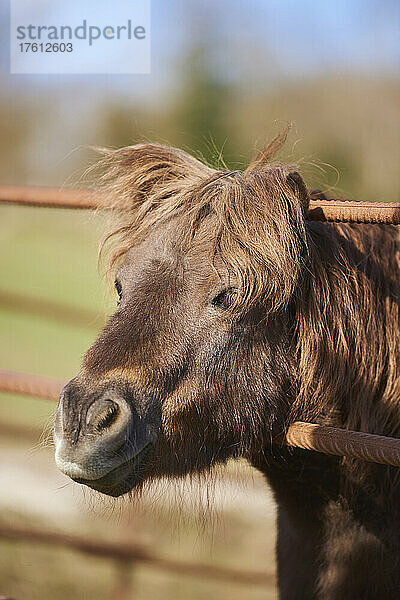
xmin=117 ymin=214 xmax=221 ymax=280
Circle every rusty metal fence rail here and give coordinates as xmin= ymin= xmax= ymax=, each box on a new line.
xmin=1 ymin=184 xmax=400 ymax=223
xmin=0 ymin=185 xmax=97 ymax=209
xmin=0 ymin=523 xmax=275 ymax=598
xmin=0 ymin=288 xmax=103 ymax=330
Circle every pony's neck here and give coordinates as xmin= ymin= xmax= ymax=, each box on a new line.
xmin=254 ymin=446 xmax=400 ymax=599
xmin=254 ymin=222 xmax=400 ymax=597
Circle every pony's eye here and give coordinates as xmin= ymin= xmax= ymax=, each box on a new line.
xmin=114 ymin=279 xmax=122 ymax=306
xmin=211 ymin=289 xmax=236 ymax=310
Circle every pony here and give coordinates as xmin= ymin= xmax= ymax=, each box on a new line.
xmin=54 ymin=133 xmax=400 ymax=598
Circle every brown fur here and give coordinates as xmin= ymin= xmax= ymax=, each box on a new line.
xmin=60 ymin=134 xmax=400 ymax=599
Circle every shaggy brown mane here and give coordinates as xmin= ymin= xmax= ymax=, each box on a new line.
xmin=295 ymin=221 xmax=400 ymax=437
xmin=96 ymin=133 xmax=310 ymax=312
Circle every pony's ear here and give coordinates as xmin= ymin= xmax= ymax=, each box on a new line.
xmin=245 ymin=127 xmax=310 ymax=215
xmin=285 ymin=170 xmax=310 ymax=213
xmin=245 ymin=161 xmax=310 ymax=216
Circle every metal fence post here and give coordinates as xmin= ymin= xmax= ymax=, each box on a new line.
xmin=111 ymin=561 xmax=134 ymax=600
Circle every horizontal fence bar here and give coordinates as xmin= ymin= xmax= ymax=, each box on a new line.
xmin=0 ymin=370 xmax=65 ymax=402
xmin=307 ymin=198 xmax=400 ymax=225
xmin=2 ymin=370 xmax=400 ymax=467
xmin=0 ymin=421 xmax=44 ymax=443
xmin=0 ymin=185 xmax=97 ymax=209
xmin=0 ymin=289 xmax=104 ymax=331
xmin=0 ymin=524 xmax=274 ymax=587
xmin=283 ymin=421 xmax=400 ymax=467
xmin=1 ymin=185 xmax=400 ymax=224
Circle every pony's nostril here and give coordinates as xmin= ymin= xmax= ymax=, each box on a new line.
xmin=90 ymin=399 xmax=120 ymax=432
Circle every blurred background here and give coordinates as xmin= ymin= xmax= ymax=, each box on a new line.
xmin=0 ymin=1 xmax=399 ymax=598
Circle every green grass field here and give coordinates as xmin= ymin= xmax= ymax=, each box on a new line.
xmin=0 ymin=206 xmax=107 ymax=432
